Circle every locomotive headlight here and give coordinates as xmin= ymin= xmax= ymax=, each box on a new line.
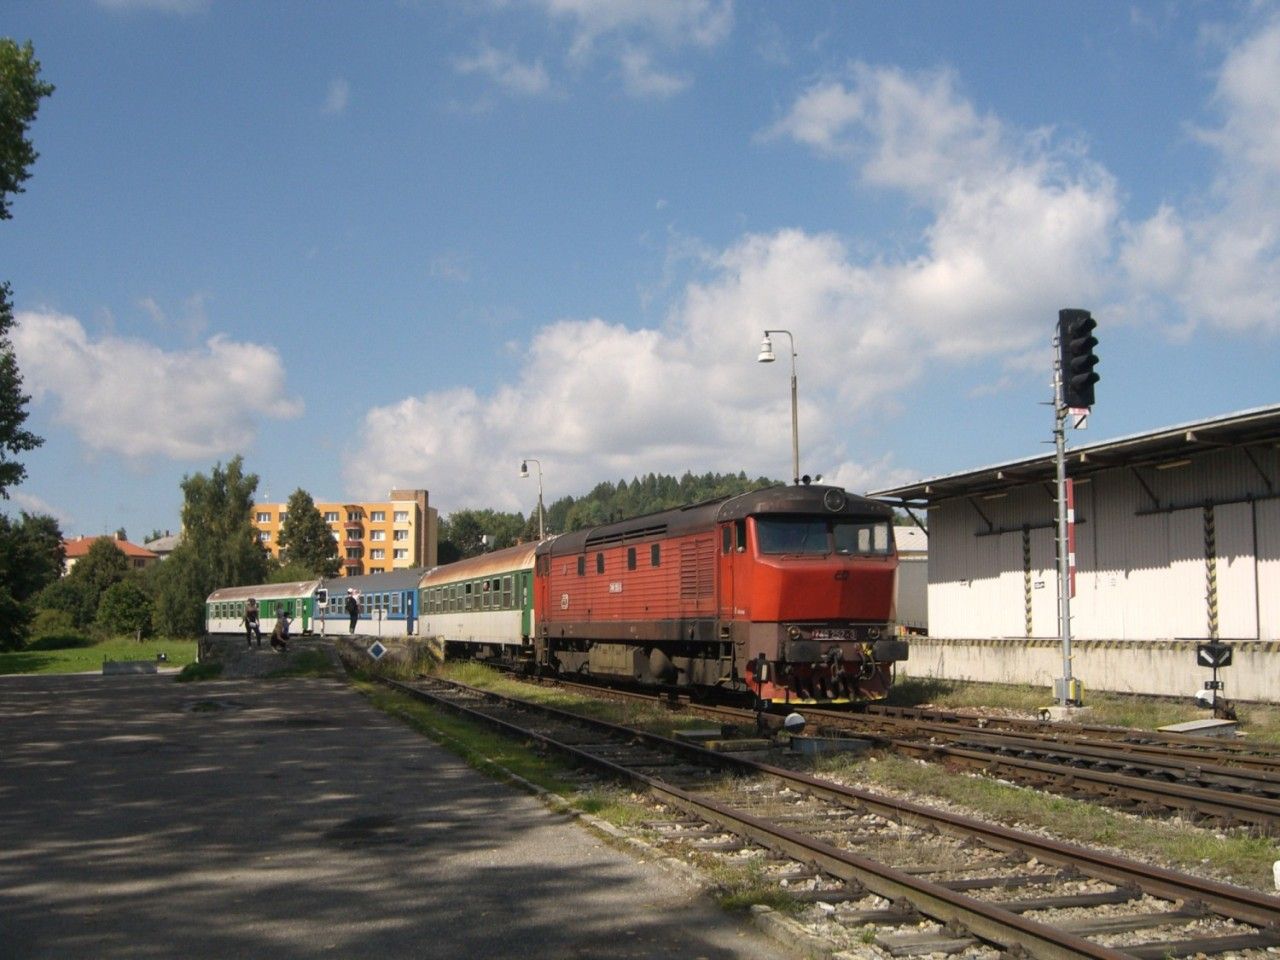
xmin=867 ymin=627 xmax=881 ymax=640
xmin=787 ymin=626 xmax=802 ymax=640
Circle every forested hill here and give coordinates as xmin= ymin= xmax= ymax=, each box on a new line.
xmin=437 ymin=471 xmax=778 ymax=562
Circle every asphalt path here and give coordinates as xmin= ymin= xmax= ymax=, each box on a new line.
xmin=0 ymin=672 xmax=797 ymax=960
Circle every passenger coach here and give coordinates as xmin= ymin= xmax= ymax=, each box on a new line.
xmin=205 ymin=580 xmax=324 ymax=636
xmin=317 ymin=568 xmax=425 ymax=637
xmin=418 ymin=542 xmax=538 ymax=659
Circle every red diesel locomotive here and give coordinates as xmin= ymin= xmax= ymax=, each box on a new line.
xmin=532 ymin=484 xmax=906 ymax=704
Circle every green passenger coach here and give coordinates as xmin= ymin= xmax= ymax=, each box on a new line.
xmin=418 ymin=542 xmax=539 ymax=660
xmin=205 ymin=580 xmax=324 ymax=636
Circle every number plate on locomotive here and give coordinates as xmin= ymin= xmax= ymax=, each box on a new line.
xmin=810 ymin=629 xmax=857 ymax=642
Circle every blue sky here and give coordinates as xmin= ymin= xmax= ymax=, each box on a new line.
xmin=4 ymin=0 xmax=1279 ymax=540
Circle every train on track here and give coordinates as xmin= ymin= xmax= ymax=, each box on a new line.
xmin=207 ymin=483 xmax=908 ymax=705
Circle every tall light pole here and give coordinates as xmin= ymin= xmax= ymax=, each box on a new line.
xmin=757 ymin=329 xmax=799 ymax=485
xmin=519 ymin=459 xmax=545 ymax=540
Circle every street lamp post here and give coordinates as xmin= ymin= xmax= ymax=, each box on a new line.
xmin=519 ymin=458 xmax=545 ymax=540
xmin=757 ymin=329 xmax=800 ymax=485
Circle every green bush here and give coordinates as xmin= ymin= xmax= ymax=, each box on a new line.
xmin=176 ymin=661 xmax=223 ymax=682
xmin=26 ymin=609 xmax=93 ymax=650
xmin=96 ymin=579 xmax=153 ymax=637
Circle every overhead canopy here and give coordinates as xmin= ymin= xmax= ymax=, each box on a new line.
xmin=870 ymin=404 xmax=1280 ymax=506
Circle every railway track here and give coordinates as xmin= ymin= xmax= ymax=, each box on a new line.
xmin=384 ymin=673 xmax=1280 ymax=959
xmin=527 ymin=674 xmax=1280 ymax=833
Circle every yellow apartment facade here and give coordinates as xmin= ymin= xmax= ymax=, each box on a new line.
xmin=251 ymin=488 xmax=439 ymax=576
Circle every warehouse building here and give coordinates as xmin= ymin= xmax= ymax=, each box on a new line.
xmin=871 ymin=404 xmax=1280 ymax=703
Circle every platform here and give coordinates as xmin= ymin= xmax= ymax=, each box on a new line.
xmin=0 ymin=673 xmax=794 ymax=960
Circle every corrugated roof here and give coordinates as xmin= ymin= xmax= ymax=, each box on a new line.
xmin=870 ymin=403 xmax=1280 ymax=504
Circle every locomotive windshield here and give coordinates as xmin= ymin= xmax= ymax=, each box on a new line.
xmin=755 ymin=517 xmax=893 ymax=556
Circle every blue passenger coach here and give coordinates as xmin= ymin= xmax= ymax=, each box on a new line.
xmin=317 ymin=568 xmax=426 ymax=637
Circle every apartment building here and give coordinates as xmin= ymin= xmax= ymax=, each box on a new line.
xmin=252 ymin=488 xmax=438 ymax=576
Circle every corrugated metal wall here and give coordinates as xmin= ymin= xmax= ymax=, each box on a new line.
xmin=928 ymin=445 xmax=1279 ymax=641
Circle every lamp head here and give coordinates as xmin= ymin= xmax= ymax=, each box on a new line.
xmin=757 ymin=333 xmax=775 ymax=363
xmin=519 ymin=460 xmax=528 ymax=478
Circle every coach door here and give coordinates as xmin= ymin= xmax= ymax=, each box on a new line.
xmin=520 ymin=571 xmax=532 ymax=639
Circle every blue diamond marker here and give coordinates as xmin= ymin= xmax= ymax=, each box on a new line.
xmin=368 ymin=641 xmax=387 ymax=660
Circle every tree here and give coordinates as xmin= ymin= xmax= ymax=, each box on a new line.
xmin=35 ymin=576 xmax=94 ymax=630
xmin=437 ymin=508 xmax=528 ymax=562
xmin=97 ymin=579 xmax=153 ymax=637
xmin=0 ymin=39 xmax=54 ymax=498
xmin=0 ymin=510 xmax=63 ymax=648
xmin=277 ymin=488 xmax=339 ymax=577
xmin=179 ymin=455 xmax=268 ymax=589
xmin=0 ymin=283 xmax=40 ymax=497
xmin=148 ymin=456 xmax=268 ymax=637
xmin=67 ymin=536 xmax=130 ymax=623
xmin=1 ymin=39 xmax=55 ymax=220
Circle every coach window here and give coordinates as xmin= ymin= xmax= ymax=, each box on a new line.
xmin=465 ymin=583 xmax=473 ymax=610
xmin=391 ymin=593 xmax=402 ymax=615
xmin=502 ymin=575 xmax=513 ymax=608
xmin=627 ymin=547 xmax=637 ymax=571
xmin=651 ymin=543 xmax=660 ymax=567
xmin=596 ymin=552 xmax=605 ymax=574
xmin=577 ymin=556 xmax=585 ymax=576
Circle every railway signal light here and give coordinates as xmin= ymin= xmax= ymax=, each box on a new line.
xmin=1058 ymin=308 xmax=1100 ymax=409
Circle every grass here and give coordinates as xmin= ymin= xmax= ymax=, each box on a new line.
xmin=886 ymin=676 xmax=1280 ymax=742
xmin=0 ymin=636 xmax=199 ymax=675
xmin=176 ymin=661 xmax=224 ymax=682
xmin=702 ymin=855 xmax=800 ymax=913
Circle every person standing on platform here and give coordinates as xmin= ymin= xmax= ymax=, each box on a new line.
xmin=243 ymin=599 xmax=261 ymax=648
xmin=345 ymin=589 xmax=361 ymax=635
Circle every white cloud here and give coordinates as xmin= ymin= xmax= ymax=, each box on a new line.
xmin=3 ymin=492 xmax=73 ymax=527
xmin=345 ymin=63 xmax=1125 ymax=512
xmin=462 ymin=0 xmax=730 ymax=100
xmin=13 ymin=311 xmax=303 ymax=461
xmin=540 ymin=0 xmax=733 ymax=58
xmin=137 ymin=292 xmax=209 ymax=339
xmin=323 ymin=78 xmax=351 ymax=115
xmin=94 ymin=0 xmax=208 ymax=13
xmin=619 ymin=47 xmax=689 ymax=99
xmin=455 ymin=44 xmax=553 ymax=97
xmin=1119 ymin=17 xmax=1280 ymax=334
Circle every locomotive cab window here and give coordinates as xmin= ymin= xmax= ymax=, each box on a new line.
xmin=833 ymin=520 xmax=893 ymax=556
xmin=755 ymin=517 xmax=894 ymax=556
xmin=627 ymin=547 xmax=636 ymax=571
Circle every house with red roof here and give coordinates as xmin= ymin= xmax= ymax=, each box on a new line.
xmin=62 ymin=534 xmax=159 ymax=576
